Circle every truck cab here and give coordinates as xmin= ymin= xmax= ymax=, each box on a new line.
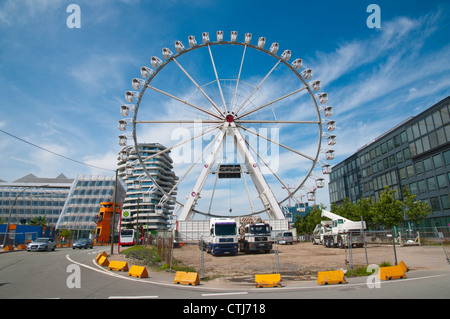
xmin=239 ymin=222 xmax=272 ymax=253
xmin=204 ymin=218 xmax=238 ymax=256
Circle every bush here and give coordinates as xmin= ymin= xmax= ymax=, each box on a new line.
xmin=120 ymin=245 xmax=196 ymax=272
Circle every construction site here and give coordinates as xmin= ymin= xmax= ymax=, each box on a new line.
xmin=170 ymin=237 xmax=449 ymax=283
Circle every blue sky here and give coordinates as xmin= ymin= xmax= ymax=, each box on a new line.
xmin=0 ymin=0 xmax=449 ymax=213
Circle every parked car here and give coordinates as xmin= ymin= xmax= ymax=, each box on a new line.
xmin=276 ymin=232 xmax=294 ymax=245
xmin=72 ymin=238 xmax=93 ymax=249
xmin=27 ymin=238 xmax=56 ymax=252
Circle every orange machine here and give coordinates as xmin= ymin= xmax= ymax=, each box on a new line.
xmin=94 ymin=202 xmax=122 ymax=245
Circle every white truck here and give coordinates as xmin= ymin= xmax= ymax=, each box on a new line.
xmin=237 ymin=216 xmax=272 ymax=253
xmin=200 ymin=218 xmax=238 ymax=256
xmin=312 ymin=210 xmax=366 ymax=248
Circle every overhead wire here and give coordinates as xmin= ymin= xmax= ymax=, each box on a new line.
xmin=0 ymin=128 xmax=115 ymax=172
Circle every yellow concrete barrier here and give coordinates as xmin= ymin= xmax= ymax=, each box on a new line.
xmin=108 ymin=260 xmax=129 ymax=272
xmin=317 ymin=270 xmax=346 ymax=285
xmin=398 ymin=260 xmax=409 ymax=273
xmin=174 ymin=271 xmax=200 ymax=286
xmin=17 ymin=244 xmax=27 ymax=250
xmin=4 ymin=245 xmax=14 ymax=251
xmin=128 ymin=265 xmax=149 ymax=278
xmin=378 ymin=265 xmax=406 ymax=280
xmin=98 ymin=255 xmax=109 ymax=267
xmin=96 ymin=251 xmax=107 ymax=263
xmin=255 ymin=274 xmax=282 ymax=288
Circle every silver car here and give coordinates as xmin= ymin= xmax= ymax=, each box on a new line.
xmin=27 ymin=237 xmax=56 ymax=252
xmin=276 ymin=232 xmax=294 ymax=245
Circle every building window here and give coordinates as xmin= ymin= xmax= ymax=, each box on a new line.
xmin=427 ymin=177 xmax=437 ymax=191
xmin=430 ymin=197 xmax=441 ymax=211
xmin=441 ymin=195 xmax=450 ymax=210
xmin=437 ymin=174 xmax=448 ymax=189
xmin=424 ymin=157 xmax=433 ymax=172
xmin=444 ymin=150 xmax=450 ymax=165
xmin=433 ymin=154 xmax=443 ymax=169
xmin=414 ymin=162 xmax=423 ymax=175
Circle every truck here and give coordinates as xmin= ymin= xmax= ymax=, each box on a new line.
xmin=200 ymin=218 xmax=238 ymax=256
xmin=237 ymin=216 xmax=272 ymax=253
xmin=312 ymin=210 xmax=366 ymax=248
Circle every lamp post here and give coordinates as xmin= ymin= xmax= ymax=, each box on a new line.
xmin=110 ymin=169 xmax=119 ymax=255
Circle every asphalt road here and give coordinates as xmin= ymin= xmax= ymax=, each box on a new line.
xmin=1 ymin=246 xmax=449 ymax=306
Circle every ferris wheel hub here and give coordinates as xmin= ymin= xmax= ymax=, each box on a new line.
xmin=225 ymin=114 xmax=234 ymax=122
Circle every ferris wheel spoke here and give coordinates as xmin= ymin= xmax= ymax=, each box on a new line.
xmin=243 ymin=137 xmax=290 ymax=196
xmin=236 ymin=120 xmax=319 ymax=124
xmin=230 ymin=45 xmax=247 ymax=114
xmin=235 ymin=145 xmax=255 ymax=214
xmin=146 ymin=84 xmax=222 ymax=120
xmin=167 ymin=132 xmax=219 ymax=198
xmin=236 ymin=86 xmax=308 ymax=120
xmin=239 ymin=125 xmax=316 ymax=162
xmin=234 ymin=59 xmax=281 ymax=115
xmin=139 ymin=124 xmax=220 ymax=162
xmin=207 ymin=45 xmax=228 ymax=113
xmin=172 ymin=58 xmax=224 ymax=116
xmin=135 ymin=120 xmax=222 ymax=124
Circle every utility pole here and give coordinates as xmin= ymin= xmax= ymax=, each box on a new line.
xmin=110 ymin=169 xmax=118 ymax=255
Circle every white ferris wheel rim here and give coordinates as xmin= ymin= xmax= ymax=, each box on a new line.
xmin=126 ymin=32 xmax=331 ymax=218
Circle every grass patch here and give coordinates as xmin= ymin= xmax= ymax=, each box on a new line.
xmin=346 ymin=261 xmax=393 ymax=277
xmin=119 ymin=245 xmax=196 ymax=273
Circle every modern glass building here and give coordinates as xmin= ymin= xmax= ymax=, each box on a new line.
xmin=329 ymin=96 xmax=450 ymax=228
xmin=55 ymin=175 xmax=126 ymax=234
xmin=0 ymin=174 xmax=73 ymax=226
xmin=1 ymin=173 xmax=126 ymax=238
xmin=118 ymin=143 xmax=178 ymax=231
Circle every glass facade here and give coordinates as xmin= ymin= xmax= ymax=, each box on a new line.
xmin=329 ymin=96 xmax=450 ymax=228
xmin=0 ymin=174 xmax=126 ymax=235
xmin=0 ymin=174 xmax=73 ymax=226
xmin=55 ymin=175 xmax=126 ymax=232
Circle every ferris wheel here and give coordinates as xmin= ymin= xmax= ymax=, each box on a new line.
xmin=118 ymin=30 xmax=336 ymax=221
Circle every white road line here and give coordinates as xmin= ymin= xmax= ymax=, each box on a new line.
xmin=109 ymin=295 xmax=158 ymax=299
xmin=202 ymin=291 xmax=248 ymax=297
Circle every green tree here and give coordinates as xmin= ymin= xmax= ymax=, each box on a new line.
xmin=294 ymin=204 xmax=324 ymax=234
xmin=402 ymin=186 xmax=431 ymax=228
xmin=29 ymin=215 xmax=48 ymax=226
xmin=373 ymin=186 xmax=404 ymax=228
xmin=330 ymin=197 xmax=375 ymax=228
xmin=355 ymin=196 xmax=376 ymax=228
xmin=331 ymin=197 xmax=356 ymax=220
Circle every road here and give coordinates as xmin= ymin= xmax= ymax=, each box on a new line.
xmin=1 ymin=246 xmax=449 ymax=305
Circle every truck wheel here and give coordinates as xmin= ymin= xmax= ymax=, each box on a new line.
xmin=337 ymin=236 xmax=344 ymax=249
xmin=329 ymin=237 xmax=335 ymax=248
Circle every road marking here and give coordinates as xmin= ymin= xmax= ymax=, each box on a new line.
xmin=109 ymin=295 xmax=158 ymax=299
xmin=202 ymin=291 xmax=248 ymax=297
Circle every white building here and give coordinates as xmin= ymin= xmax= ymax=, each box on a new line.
xmin=118 ymin=144 xmax=178 ymax=231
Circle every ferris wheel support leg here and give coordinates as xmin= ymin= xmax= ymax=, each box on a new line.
xmin=231 ymin=124 xmax=285 ymax=220
xmin=178 ymin=126 xmax=228 ymax=221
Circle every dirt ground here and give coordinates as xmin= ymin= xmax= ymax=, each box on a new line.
xmin=172 ymin=241 xmax=450 ymax=281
